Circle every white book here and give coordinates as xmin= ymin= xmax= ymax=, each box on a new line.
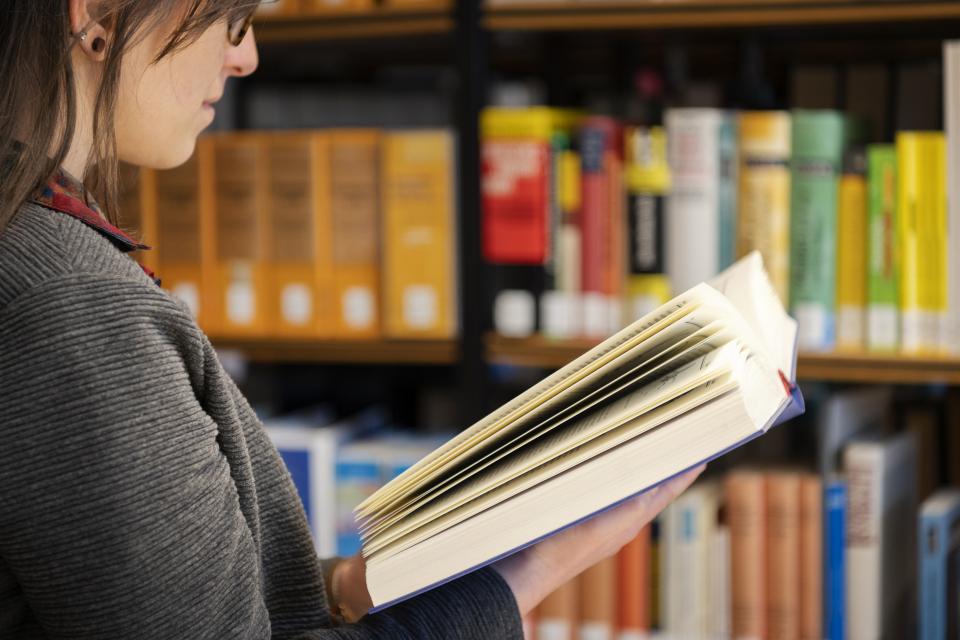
xmin=356 ymin=252 xmax=803 ymax=611
xmin=665 ymin=109 xmax=727 ymax=294
xmin=661 ymin=482 xmax=721 ymax=637
xmin=945 ymin=41 xmax=960 ymax=354
xmin=844 ymin=431 xmax=918 ymax=640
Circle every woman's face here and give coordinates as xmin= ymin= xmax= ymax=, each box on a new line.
xmin=114 ymin=14 xmax=259 ymax=169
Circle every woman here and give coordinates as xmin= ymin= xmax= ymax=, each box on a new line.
xmin=0 ymin=1 xmax=702 ymax=637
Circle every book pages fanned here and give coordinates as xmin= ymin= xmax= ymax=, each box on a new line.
xmin=359 ymin=251 xmax=805 ymax=610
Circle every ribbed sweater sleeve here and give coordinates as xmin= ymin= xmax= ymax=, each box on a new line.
xmin=0 ymin=272 xmax=522 ymax=639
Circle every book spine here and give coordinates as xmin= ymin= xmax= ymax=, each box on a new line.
xmin=928 ymin=134 xmax=949 ymax=355
xmin=844 ymin=443 xmax=884 ymax=640
xmin=541 ymin=132 xmax=576 ymax=339
xmin=789 ymin=110 xmax=845 ymax=352
xmin=482 ymin=114 xmax=552 ymax=336
xmin=579 ymin=556 xmax=617 ymax=640
xmin=836 ymin=148 xmax=868 ymax=351
xmin=580 ymin=117 xmax=620 ymax=338
xmin=553 ymin=148 xmax=583 ymax=338
xmin=766 ymin=471 xmax=802 ymax=639
xmin=727 ymin=471 xmax=767 ymax=639
xmin=334 ymin=456 xmax=381 ymax=556
xmin=897 ymin=132 xmax=945 ymax=353
xmin=866 ymin=145 xmax=899 ymax=352
xmin=616 ymin=526 xmax=651 ymax=636
xmin=800 ymin=474 xmax=823 ymax=640
xmin=382 ymin=130 xmax=458 ymax=339
xmin=537 ymin=578 xmax=579 ymax=640
xmin=649 ymin=517 xmax=662 ymax=632
xmin=918 ymin=513 xmax=945 ymax=640
xmin=209 ymin=132 xmax=270 ymax=338
xmin=946 ymin=41 xmax=960 ymax=354
xmin=718 ymin=114 xmax=739 ymax=271
xmin=328 ymin=130 xmax=382 ymax=338
xmin=624 ymin=126 xmax=672 ymax=323
xmin=824 ymin=479 xmax=847 ymax=640
xmin=265 ymin=133 xmax=331 ymax=338
xmin=665 ymin=109 xmax=722 ymax=294
xmin=737 ymin=111 xmax=792 ymax=305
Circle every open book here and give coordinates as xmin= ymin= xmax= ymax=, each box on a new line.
xmin=357 ymin=252 xmax=805 ymax=611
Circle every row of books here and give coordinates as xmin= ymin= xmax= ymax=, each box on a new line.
xmin=524 ymin=431 xmax=957 ymax=640
xmin=261 ymin=405 xmax=453 ymax=557
xmin=119 ymin=129 xmax=458 ymax=341
xmin=482 ymin=101 xmax=960 ymax=357
xmin=257 ymin=0 xmax=447 ymax=17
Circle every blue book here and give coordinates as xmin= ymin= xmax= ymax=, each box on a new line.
xmin=919 ymin=489 xmax=960 ymax=640
xmin=825 ymin=478 xmax=847 ymax=640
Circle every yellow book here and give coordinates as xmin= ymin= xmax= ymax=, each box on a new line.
xmin=381 ymin=130 xmax=457 ymax=339
xmin=836 ymin=151 xmax=868 ymax=351
xmin=326 ymin=130 xmax=382 ymax=339
xmin=207 ymin=132 xmax=270 ymax=339
xmin=301 ymin=0 xmax=373 ymax=14
xmin=897 ymin=132 xmax=946 ymax=353
xmin=737 ymin=112 xmax=792 ymax=304
xmin=264 ymin=132 xmax=336 ymax=338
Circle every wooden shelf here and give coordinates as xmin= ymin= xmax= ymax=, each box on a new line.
xmin=486 ymin=334 xmax=960 ymax=385
xmin=212 ymin=337 xmax=459 ymax=365
xmin=255 ymin=6 xmax=454 ymax=42
xmin=485 ymin=0 xmax=960 ymax=31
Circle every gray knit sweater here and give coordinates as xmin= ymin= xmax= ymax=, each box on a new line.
xmin=0 ymin=202 xmax=523 ymax=639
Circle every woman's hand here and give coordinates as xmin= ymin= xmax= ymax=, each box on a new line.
xmin=492 ymin=465 xmax=705 ymax=615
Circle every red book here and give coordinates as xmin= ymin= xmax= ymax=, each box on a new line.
xmin=579 ymin=116 xmax=623 ymax=336
xmin=482 ymin=139 xmax=550 ymax=265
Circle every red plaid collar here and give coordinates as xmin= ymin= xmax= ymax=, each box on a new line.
xmin=31 ymin=168 xmax=151 ymax=253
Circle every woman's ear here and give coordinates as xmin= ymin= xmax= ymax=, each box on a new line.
xmin=69 ymin=0 xmax=110 ymax=62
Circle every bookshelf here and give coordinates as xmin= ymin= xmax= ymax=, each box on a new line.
xmin=255 ymin=7 xmax=454 ymax=42
xmin=486 ymin=334 xmax=960 ymax=386
xmin=484 ymin=0 xmax=960 ymax=31
xmin=212 ymin=337 xmax=458 ymax=365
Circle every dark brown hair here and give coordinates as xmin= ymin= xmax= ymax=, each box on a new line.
xmin=0 ymin=0 xmax=254 ymax=232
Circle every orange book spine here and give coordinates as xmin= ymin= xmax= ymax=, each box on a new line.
xmin=328 ymin=130 xmax=381 ymax=339
xmin=579 ymin=557 xmax=617 ymax=639
xmin=766 ymin=471 xmax=802 ymax=640
xmin=207 ymin=132 xmax=270 ymax=338
xmin=264 ymin=131 xmax=335 ymax=338
xmin=727 ymin=470 xmax=767 ymax=639
xmin=537 ymin=577 xmax=579 ymax=640
xmin=616 ymin=526 xmax=651 ymax=634
xmin=799 ymin=474 xmax=823 ymax=640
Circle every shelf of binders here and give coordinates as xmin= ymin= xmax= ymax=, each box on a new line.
xmin=255 ymin=2 xmax=453 ymax=43
xmin=212 ymin=337 xmax=458 ymax=365
xmin=486 ymin=334 xmax=960 ymax=386
xmin=484 ymin=0 xmax=960 ymax=32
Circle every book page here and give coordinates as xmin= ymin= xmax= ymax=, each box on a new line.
xmin=361 ymin=319 xmax=736 ymax=538
xmin=363 ymin=344 xmax=744 ymax=556
xmin=708 ymin=251 xmax=797 ymax=376
xmin=358 ymin=296 xmax=708 ymax=516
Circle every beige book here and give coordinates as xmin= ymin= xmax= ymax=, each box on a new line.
xmin=766 ymin=471 xmax=801 ymax=640
xmin=357 ymin=253 xmax=802 ymax=610
xmin=727 ymin=469 xmax=767 ymax=639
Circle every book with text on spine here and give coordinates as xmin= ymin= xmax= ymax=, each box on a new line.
xmin=357 ymin=251 xmax=805 ymax=611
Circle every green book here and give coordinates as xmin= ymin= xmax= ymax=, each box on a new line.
xmin=866 ymin=145 xmax=899 ymax=351
xmin=789 ymin=110 xmax=845 ymax=351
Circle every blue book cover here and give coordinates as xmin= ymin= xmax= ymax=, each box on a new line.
xmin=919 ymin=489 xmax=960 ymax=640
xmin=825 ymin=479 xmax=847 ymax=640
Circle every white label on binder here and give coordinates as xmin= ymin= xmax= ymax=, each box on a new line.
xmin=343 ymin=287 xmax=374 ymax=329
xmin=282 ymin=284 xmax=312 ymax=326
xmin=404 ymin=285 xmax=438 ymax=329
xmin=227 ymin=281 xmax=255 ymax=325
xmin=172 ymin=282 xmax=200 ymax=319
